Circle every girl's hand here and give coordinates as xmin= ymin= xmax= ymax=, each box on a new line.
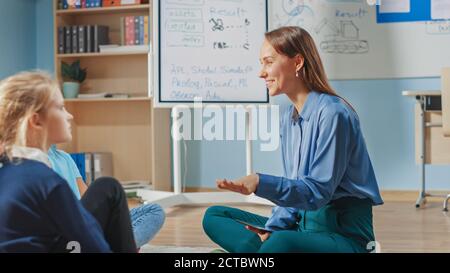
xmin=245 ymin=225 xmax=271 ymax=242
xmin=216 ymin=174 xmax=259 ymax=195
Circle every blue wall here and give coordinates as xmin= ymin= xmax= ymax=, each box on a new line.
xmin=36 ymin=0 xmax=54 ymax=72
xmin=0 ymin=0 xmax=37 ymax=79
xmin=27 ymin=0 xmax=449 ymax=191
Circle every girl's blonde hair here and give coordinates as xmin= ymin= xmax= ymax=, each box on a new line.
xmin=0 ymin=71 xmax=60 ymax=160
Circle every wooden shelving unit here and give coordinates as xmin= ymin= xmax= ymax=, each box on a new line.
xmin=53 ymin=1 xmax=171 ymax=191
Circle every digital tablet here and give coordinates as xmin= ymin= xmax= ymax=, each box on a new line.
xmin=234 ymin=219 xmax=271 ymax=232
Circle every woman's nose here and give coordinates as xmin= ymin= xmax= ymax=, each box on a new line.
xmin=259 ymin=69 xmax=267 ymax=78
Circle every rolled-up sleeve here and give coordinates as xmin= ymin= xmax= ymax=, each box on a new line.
xmin=264 ymin=206 xmax=299 ymax=232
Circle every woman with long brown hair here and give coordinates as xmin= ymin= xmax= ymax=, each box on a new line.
xmin=202 ymin=26 xmax=383 ymax=253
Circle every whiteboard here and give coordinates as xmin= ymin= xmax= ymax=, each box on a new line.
xmin=155 ymin=0 xmax=269 ymax=106
xmin=270 ymin=0 xmax=450 ymax=80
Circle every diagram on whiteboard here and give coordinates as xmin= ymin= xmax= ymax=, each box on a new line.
xmin=272 ymin=0 xmax=370 ymax=55
xmin=271 ymin=0 xmax=450 ymax=79
xmin=159 ymin=0 xmax=268 ymax=103
xmin=315 ymin=19 xmax=369 ymax=54
xmin=273 ymin=0 xmax=314 ymax=27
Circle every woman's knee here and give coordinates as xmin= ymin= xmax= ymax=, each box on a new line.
xmin=258 ymin=232 xmax=296 ymax=253
xmin=202 ymin=206 xmax=230 ymax=233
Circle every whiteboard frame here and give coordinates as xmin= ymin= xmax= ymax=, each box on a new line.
xmin=153 ymin=0 xmax=270 ymax=108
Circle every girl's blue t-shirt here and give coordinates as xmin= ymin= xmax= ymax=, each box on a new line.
xmin=47 ymin=145 xmax=82 ymax=200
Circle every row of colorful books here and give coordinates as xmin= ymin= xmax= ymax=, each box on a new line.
xmin=120 ymin=16 xmax=149 ymax=46
xmin=58 ymin=0 xmax=147 ymax=9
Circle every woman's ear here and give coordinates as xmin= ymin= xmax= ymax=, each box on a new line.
xmin=295 ymin=54 xmax=305 ymax=72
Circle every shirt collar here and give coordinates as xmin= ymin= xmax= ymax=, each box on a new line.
xmin=291 ymin=91 xmax=321 ymax=123
xmin=11 ymin=145 xmax=52 ymax=168
xmin=48 ymin=144 xmax=57 ymax=154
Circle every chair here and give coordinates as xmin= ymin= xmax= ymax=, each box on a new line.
xmin=441 ymin=67 xmax=450 ymax=210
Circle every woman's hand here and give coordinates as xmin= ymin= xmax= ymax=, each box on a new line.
xmin=216 ymin=174 xmax=259 ymax=195
xmin=245 ymin=225 xmax=271 ymax=242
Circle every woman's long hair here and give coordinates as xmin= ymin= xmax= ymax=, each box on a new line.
xmin=265 ymin=26 xmax=356 ymax=112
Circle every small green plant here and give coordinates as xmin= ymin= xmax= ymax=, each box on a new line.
xmin=61 ymin=60 xmax=87 ymax=83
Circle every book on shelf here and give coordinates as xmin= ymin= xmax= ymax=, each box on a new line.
xmin=144 ymin=15 xmax=149 ymax=45
xmin=121 ymin=16 xmax=149 ymax=46
xmin=58 ymin=25 xmax=109 ymax=54
xmin=94 ymin=0 xmax=102 ymax=8
xmin=134 ymin=16 xmax=140 ymax=45
xmin=125 ymin=16 xmax=135 ymax=45
xmin=70 ymin=152 xmax=113 ymax=185
xmin=99 ymin=44 xmax=149 ymax=53
xmin=71 ymin=25 xmax=79 ymax=53
xmin=93 ymin=25 xmax=110 ymax=52
xmin=86 ymin=25 xmax=94 ymax=53
xmin=122 ymin=181 xmax=152 ymax=190
xmin=58 ymin=26 xmax=65 ymax=54
xmin=121 ymin=0 xmax=149 ymax=5
xmin=86 ymin=0 xmax=102 ymax=8
xmin=63 ymin=0 xmax=82 ymax=9
xmin=78 ymin=26 xmax=87 ymax=53
xmin=120 ymin=17 xmax=125 ymax=46
xmin=58 ymin=0 xmax=149 ymax=10
xmin=103 ymin=0 xmax=121 ymax=7
xmin=121 ymin=181 xmax=152 ymax=195
xmin=64 ymin=26 xmax=72 ymax=53
xmin=76 ymin=92 xmax=131 ymax=99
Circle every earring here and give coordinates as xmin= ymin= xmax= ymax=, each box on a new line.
xmin=295 ymin=70 xmax=299 ymax=78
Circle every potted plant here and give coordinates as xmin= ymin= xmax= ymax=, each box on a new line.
xmin=61 ymin=60 xmax=87 ymax=99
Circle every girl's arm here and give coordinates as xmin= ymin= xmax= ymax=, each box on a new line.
xmin=76 ymin=177 xmax=88 ymax=197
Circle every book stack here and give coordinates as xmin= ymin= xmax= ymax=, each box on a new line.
xmin=58 ymin=25 xmax=109 ymax=54
xmin=120 ymin=16 xmax=149 ymax=46
xmin=60 ymin=0 xmax=102 ymax=9
xmin=70 ymin=152 xmax=113 ymax=185
xmin=58 ymin=0 xmax=148 ymax=10
xmin=122 ymin=181 xmax=153 ymax=197
xmin=99 ymin=44 xmax=149 ymax=54
xmin=77 ymin=92 xmax=131 ymax=99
